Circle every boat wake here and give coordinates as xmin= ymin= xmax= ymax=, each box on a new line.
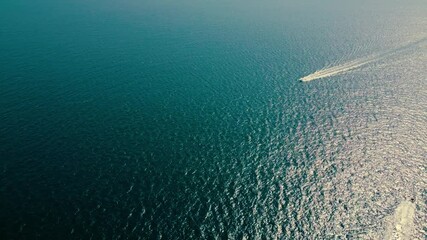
xmin=385 ymin=200 xmax=416 ymax=240
xmin=300 ymin=37 xmax=426 ymax=82
xmin=300 ymin=55 xmax=377 ymax=82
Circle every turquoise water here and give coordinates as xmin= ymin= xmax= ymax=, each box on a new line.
xmin=1 ymin=0 xmax=426 ymax=238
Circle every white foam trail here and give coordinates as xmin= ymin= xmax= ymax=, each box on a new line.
xmin=385 ymin=200 xmax=416 ymax=240
xmin=299 ymin=38 xmax=426 ymax=82
xmin=300 ymin=55 xmax=378 ymax=82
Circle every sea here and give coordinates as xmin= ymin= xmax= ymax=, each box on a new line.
xmin=1 ymin=0 xmax=426 ymax=239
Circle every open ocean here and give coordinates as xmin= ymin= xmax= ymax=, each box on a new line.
xmin=1 ymin=0 xmax=426 ymax=239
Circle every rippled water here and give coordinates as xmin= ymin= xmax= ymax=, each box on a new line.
xmin=1 ymin=0 xmax=426 ymax=239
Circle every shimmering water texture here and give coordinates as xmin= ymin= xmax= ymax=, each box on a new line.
xmin=300 ymin=37 xmax=427 ymax=82
xmin=1 ymin=0 xmax=426 ymax=239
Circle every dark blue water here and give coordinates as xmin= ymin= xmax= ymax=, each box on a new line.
xmin=1 ymin=0 xmax=426 ymax=239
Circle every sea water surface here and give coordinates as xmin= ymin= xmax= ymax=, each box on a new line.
xmin=1 ymin=0 xmax=426 ymax=239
